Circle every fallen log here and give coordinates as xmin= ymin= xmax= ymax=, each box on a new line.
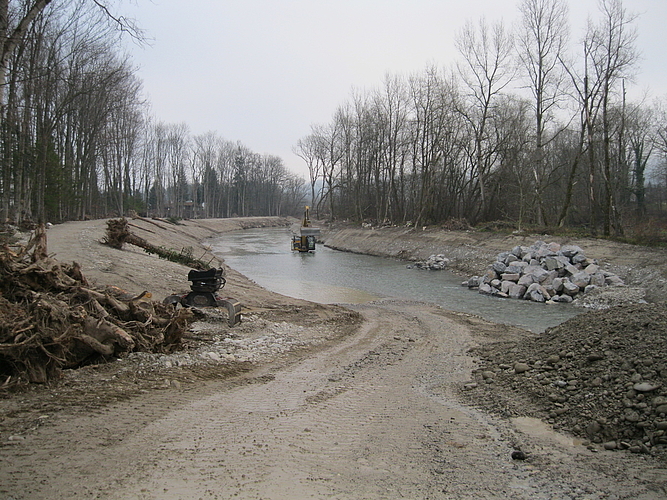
xmin=103 ymin=217 xmax=207 ymax=269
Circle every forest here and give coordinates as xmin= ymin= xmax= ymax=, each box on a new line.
xmin=0 ymin=0 xmax=307 ymax=226
xmin=1 ymin=0 xmax=667 ymax=238
xmin=298 ymin=0 xmax=667 ymax=237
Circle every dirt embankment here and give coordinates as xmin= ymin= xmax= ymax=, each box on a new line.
xmin=42 ymin=216 xmax=296 ymax=304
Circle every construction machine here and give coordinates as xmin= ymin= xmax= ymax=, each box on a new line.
xmin=291 ymin=206 xmax=320 ymax=252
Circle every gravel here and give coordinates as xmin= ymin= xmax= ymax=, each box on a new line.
xmin=463 ymin=301 xmax=667 ymax=460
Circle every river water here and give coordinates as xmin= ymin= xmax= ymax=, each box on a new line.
xmin=210 ymin=227 xmax=582 ymax=333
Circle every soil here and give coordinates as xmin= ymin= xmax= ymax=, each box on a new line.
xmin=1 ymin=217 xmax=667 ymax=499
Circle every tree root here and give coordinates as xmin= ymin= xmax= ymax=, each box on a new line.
xmin=0 ymin=224 xmax=199 ymax=387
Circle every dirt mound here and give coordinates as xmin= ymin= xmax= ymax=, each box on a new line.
xmin=464 ymin=302 xmax=667 ymax=457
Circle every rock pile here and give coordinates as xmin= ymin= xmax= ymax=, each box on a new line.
xmin=463 ymin=302 xmax=667 ymax=456
xmin=462 ymin=240 xmax=625 ymax=303
xmin=407 ymin=254 xmax=450 ymax=270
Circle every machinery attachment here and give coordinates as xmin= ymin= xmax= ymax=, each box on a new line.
xmin=163 ymin=267 xmax=242 ymax=326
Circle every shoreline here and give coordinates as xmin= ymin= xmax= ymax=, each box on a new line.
xmin=42 ymin=216 xmax=667 ymax=308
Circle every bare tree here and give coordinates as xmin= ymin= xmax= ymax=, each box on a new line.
xmin=624 ymin=101 xmax=653 ymax=218
xmin=293 ymin=134 xmax=323 ymax=210
xmin=587 ymin=0 xmax=639 ymax=234
xmin=517 ymin=0 xmax=569 ymax=225
xmin=456 ymin=17 xmax=515 ymax=222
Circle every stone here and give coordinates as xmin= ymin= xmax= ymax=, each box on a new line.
xmin=605 ymin=275 xmax=625 ymax=286
xmin=508 ymin=284 xmax=527 ymax=299
xmin=544 ymin=256 xmax=561 ymax=271
xmin=514 ymin=362 xmax=530 ymax=374
xmin=603 ymin=441 xmax=617 ymax=450
xmin=572 ymin=253 xmax=588 ymax=265
xmin=505 ymin=254 xmax=519 ymax=264
xmin=590 ymin=273 xmax=606 ymax=287
xmin=552 ymin=277 xmax=564 ymax=292
xmin=571 ymin=271 xmax=591 ymax=288
xmin=492 ymin=261 xmax=507 ymax=273
xmin=547 ymin=242 xmax=561 ymax=253
xmin=526 ymin=283 xmax=548 ymax=302
xmin=501 ymin=280 xmax=513 ymax=294
xmin=552 ymin=294 xmax=573 ymax=303
xmin=586 ymin=421 xmax=602 ymax=436
xmin=463 ymin=240 xmax=623 ymax=305
xmin=518 ymin=274 xmax=535 ymax=286
xmin=497 ymin=251 xmax=510 ymax=263
xmin=562 ymin=280 xmax=579 ymax=296
xmin=633 ymin=382 xmax=660 ymax=392
xmin=585 ymin=263 xmax=600 ymax=274
xmin=556 ymin=255 xmax=571 ymax=268
xmin=525 ymin=265 xmax=549 ymax=283
xmin=655 ymin=404 xmax=667 ymax=414
xmin=466 ymin=276 xmax=481 ymax=288
xmin=560 ymin=244 xmax=583 ymax=258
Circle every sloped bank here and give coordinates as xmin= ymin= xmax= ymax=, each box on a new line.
xmin=321 ymin=224 xmax=667 ymax=303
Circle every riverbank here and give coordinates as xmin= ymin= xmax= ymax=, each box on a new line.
xmin=322 ymin=223 xmax=667 ymax=302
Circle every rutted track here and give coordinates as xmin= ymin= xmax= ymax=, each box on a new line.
xmin=2 ymin=300 xmax=664 ymax=499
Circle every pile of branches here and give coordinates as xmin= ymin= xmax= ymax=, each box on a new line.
xmin=0 ymin=225 xmax=193 ymax=386
xmin=103 ymin=217 xmax=209 ymax=269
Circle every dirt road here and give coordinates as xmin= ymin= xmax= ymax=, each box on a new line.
xmin=3 ymin=299 xmax=665 ymax=499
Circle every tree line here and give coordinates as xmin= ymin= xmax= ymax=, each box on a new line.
xmin=0 ymin=0 xmax=306 ymax=226
xmin=296 ymin=0 xmax=667 ymax=237
xmin=3 ymin=0 xmax=667 ymax=237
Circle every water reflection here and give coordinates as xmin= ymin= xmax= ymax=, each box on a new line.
xmin=210 ymin=227 xmax=582 ymax=333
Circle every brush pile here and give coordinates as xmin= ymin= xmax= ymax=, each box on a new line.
xmin=0 ymin=225 xmax=192 ymax=386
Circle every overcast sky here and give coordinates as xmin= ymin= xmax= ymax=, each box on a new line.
xmin=121 ymin=0 xmax=667 ymax=178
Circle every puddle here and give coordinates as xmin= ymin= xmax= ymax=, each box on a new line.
xmin=512 ymin=416 xmax=583 ymax=448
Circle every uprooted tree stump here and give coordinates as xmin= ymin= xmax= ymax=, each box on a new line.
xmin=0 ymin=224 xmax=194 ymax=386
xmin=103 ymin=217 xmax=209 ymax=269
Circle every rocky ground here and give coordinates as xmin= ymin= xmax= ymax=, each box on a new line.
xmin=1 ymin=217 xmax=667 ymax=498
xmin=464 ymin=302 xmax=667 ymax=460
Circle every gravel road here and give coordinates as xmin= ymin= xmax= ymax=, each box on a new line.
xmin=3 ymin=301 xmax=666 ymax=499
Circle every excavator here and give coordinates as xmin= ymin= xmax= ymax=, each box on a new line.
xmin=291 ymin=206 xmax=320 ymax=252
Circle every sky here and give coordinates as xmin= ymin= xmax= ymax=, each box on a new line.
xmin=120 ymin=0 xmax=667 ymax=178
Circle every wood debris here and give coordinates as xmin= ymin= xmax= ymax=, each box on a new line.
xmin=0 ymin=224 xmax=193 ymax=386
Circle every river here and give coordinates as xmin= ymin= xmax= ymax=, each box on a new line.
xmin=210 ymin=227 xmax=582 ymax=333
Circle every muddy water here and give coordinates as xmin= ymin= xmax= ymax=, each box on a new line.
xmin=210 ymin=227 xmax=581 ymax=333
